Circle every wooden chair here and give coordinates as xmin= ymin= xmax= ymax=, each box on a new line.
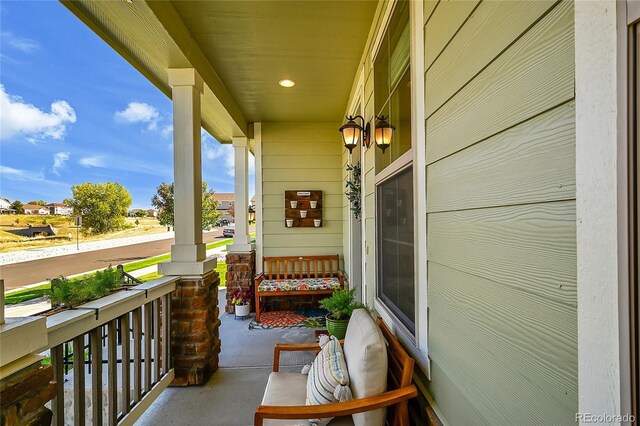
xmin=254 ymin=317 xmax=418 ymax=425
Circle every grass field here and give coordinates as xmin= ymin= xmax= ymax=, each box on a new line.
xmin=0 ymin=215 xmax=166 ymax=253
xmin=5 ymin=237 xmax=236 ymax=304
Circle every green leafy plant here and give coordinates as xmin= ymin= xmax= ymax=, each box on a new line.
xmin=49 ymin=265 xmax=124 ymax=308
xmin=345 ymin=161 xmax=362 ymax=220
xmin=320 ymin=287 xmax=366 ymax=320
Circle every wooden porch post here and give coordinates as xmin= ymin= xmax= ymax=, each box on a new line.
xmin=159 ymin=68 xmax=216 ymax=276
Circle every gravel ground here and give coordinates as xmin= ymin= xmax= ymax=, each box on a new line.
xmin=0 ymin=231 xmax=185 ymax=266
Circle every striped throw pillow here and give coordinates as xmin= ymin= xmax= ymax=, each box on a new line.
xmin=305 ymin=335 xmax=353 ymax=426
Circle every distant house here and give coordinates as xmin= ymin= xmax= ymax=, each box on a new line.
xmin=128 ymin=209 xmax=145 ymax=217
xmin=23 ymin=204 xmax=50 ymax=215
xmin=0 ymin=199 xmax=15 ymax=214
xmin=147 ymin=209 xmax=157 ymax=218
xmin=46 ymin=203 xmax=73 ymax=216
xmin=212 ymin=193 xmax=234 ymax=223
xmin=9 ymin=224 xmax=57 ymax=238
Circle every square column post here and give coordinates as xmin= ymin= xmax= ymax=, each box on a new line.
xmin=159 ymin=68 xmax=216 ymax=276
xmin=227 ymin=137 xmax=254 ymax=253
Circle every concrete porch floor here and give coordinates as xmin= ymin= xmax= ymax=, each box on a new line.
xmin=136 ymin=287 xmax=317 ymax=426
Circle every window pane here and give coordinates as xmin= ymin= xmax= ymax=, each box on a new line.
xmin=390 ymin=68 xmax=412 ymax=160
xmin=389 ymin=1 xmax=410 ymax=89
xmin=374 ymin=35 xmax=389 ymax=115
xmin=377 ymin=166 xmax=415 ymax=332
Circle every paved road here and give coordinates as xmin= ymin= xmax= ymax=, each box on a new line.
xmin=1 ymin=230 xmax=229 ymax=290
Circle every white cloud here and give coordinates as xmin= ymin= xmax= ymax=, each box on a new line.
xmin=115 ymin=102 xmax=160 ymax=131
xmin=161 ymin=125 xmax=173 ymax=139
xmin=0 ymin=31 xmax=39 ymax=53
xmin=202 ymin=132 xmax=255 ymax=178
xmin=0 ymin=85 xmax=76 ymax=142
xmin=0 ymin=165 xmax=38 ymax=180
xmin=51 ymin=152 xmax=70 ymax=175
xmin=79 ymin=156 xmax=106 ymax=168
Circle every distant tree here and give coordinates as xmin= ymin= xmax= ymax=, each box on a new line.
xmin=201 ymin=182 xmax=221 ymax=230
xmin=65 ymin=182 xmax=132 ymax=234
xmin=10 ymin=200 xmax=24 ymax=214
xmin=134 ymin=219 xmax=140 ymax=226
xmin=151 ymin=181 xmax=221 ymax=230
xmin=152 ymin=182 xmax=174 ymax=228
xmin=228 ymin=203 xmax=235 ymax=218
xmin=135 ymin=210 xmax=147 ymax=218
xmin=27 ymin=200 xmax=47 ymax=206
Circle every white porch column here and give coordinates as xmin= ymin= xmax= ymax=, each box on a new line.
xmin=227 ymin=136 xmax=254 ymax=252
xmin=159 ymin=68 xmax=216 ymax=276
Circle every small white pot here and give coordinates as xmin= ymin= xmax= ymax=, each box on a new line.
xmin=314 ymin=219 xmax=322 ymax=227
xmin=286 ymin=219 xmax=294 ymax=227
xmin=235 ymin=304 xmax=251 ymax=317
xmin=300 ymin=210 xmax=307 ymax=218
xmin=310 ymin=201 xmax=317 ymax=208
xmin=290 ymin=201 xmax=298 ymax=208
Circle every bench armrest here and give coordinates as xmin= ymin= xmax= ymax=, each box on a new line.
xmin=254 ymin=385 xmax=418 ymax=425
xmin=272 ymin=340 xmax=346 ymax=372
xmin=336 ymin=270 xmax=345 ymax=287
xmin=273 ymin=343 xmax=321 ymax=372
xmin=255 ymin=273 xmax=264 ymax=283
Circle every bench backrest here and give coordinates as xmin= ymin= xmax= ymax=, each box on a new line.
xmin=262 ymin=255 xmax=340 ymax=280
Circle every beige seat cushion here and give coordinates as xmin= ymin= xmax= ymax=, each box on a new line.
xmin=261 ymin=372 xmax=354 ymax=426
xmin=342 ymin=309 xmax=388 ymax=426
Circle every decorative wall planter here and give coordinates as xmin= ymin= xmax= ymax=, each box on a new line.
xmin=284 ymin=190 xmax=323 ymax=227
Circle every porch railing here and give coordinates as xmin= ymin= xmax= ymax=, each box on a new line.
xmin=40 ymin=276 xmax=177 ymax=426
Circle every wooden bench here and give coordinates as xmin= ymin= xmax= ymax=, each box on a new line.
xmin=254 ymin=255 xmax=344 ymax=322
xmin=254 ymin=314 xmax=418 ymax=425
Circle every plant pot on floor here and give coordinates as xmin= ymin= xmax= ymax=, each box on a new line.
xmin=325 ymin=314 xmax=349 ymax=340
xmin=235 ymin=303 xmax=251 ymax=317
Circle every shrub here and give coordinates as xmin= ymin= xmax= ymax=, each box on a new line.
xmin=49 ymin=266 xmax=124 ymax=308
xmin=319 ymin=287 xmax=366 ymax=320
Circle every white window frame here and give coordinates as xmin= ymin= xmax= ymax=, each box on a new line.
xmin=371 ymin=0 xmax=430 ymax=376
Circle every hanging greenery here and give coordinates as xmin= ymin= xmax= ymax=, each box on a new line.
xmin=345 ymin=161 xmax=362 ymax=221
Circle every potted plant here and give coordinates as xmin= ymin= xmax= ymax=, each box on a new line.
xmin=320 ymin=287 xmax=365 ymax=339
xmin=229 ymin=287 xmax=253 ymax=317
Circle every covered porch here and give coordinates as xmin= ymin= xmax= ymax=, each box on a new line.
xmin=1 ymin=1 xmax=636 ymax=425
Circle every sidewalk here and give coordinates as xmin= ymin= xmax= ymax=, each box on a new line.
xmin=0 ymin=230 xmax=182 ymax=266
xmin=4 ymin=244 xmax=229 ymax=317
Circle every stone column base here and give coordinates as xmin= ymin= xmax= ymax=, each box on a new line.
xmin=170 ymin=271 xmax=221 ymax=386
xmin=225 ymin=251 xmax=256 ymax=313
xmin=0 ymin=361 xmax=56 ymax=426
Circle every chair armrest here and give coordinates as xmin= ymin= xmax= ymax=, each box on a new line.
xmin=273 ymin=343 xmax=321 ymax=372
xmin=254 ymin=385 xmax=418 ymax=425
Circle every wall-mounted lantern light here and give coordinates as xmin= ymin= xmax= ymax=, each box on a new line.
xmin=339 ymin=115 xmax=370 ymax=154
xmin=374 ymin=116 xmax=394 ymax=153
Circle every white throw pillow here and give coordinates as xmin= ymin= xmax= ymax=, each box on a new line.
xmin=304 ymin=335 xmax=353 ymax=426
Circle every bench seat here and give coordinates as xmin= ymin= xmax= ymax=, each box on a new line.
xmin=255 ymin=255 xmax=344 ymax=322
xmin=258 ymin=277 xmax=341 ymax=293
xmin=261 ymin=372 xmax=354 ymax=426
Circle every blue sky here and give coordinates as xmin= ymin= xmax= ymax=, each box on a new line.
xmin=0 ymin=1 xmax=251 ymax=209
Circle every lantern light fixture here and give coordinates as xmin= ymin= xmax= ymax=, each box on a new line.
xmin=339 ymin=115 xmax=370 ymax=154
xmin=374 ymin=115 xmax=394 ymax=153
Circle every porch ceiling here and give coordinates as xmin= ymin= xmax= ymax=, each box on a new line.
xmin=61 ymin=0 xmax=378 ymax=142
xmin=170 ymin=0 xmax=378 ymax=123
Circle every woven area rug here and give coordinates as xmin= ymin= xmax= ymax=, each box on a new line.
xmin=249 ymin=309 xmax=327 ymax=330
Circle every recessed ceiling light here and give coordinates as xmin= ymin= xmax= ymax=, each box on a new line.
xmin=279 ymin=79 xmax=295 ymax=88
